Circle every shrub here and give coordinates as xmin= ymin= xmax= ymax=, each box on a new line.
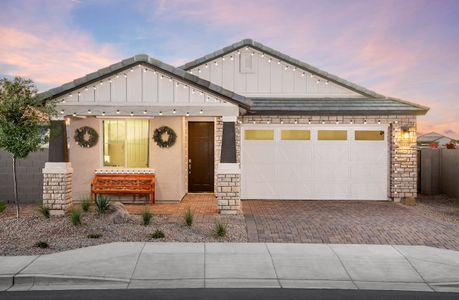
xmin=0 ymin=201 xmax=5 ymax=213
xmin=184 ymin=207 xmax=194 ymax=226
xmin=87 ymin=233 xmax=102 ymax=239
xmin=150 ymin=230 xmax=165 ymax=239
xmin=142 ymin=208 xmax=152 ymax=226
xmin=70 ymin=208 xmax=81 ymax=226
xmin=39 ymin=204 xmax=50 ymax=218
xmin=81 ymin=197 xmax=90 ymax=212
xmin=95 ymin=195 xmax=110 ymax=214
xmin=34 ymin=241 xmax=49 ymax=249
xmin=214 ymin=220 xmax=227 ymax=237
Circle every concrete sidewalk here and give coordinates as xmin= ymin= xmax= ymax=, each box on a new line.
xmin=1 ymin=243 xmax=459 ymax=292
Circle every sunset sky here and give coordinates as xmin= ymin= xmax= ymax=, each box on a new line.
xmin=1 ymin=0 xmax=458 ymax=138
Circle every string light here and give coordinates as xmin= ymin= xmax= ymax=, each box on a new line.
xmin=205 ymin=64 xmax=208 ymax=68
xmin=316 ymin=79 xmax=320 ymax=84
xmin=308 ymin=119 xmax=311 ymax=124
xmin=267 ymin=121 xmax=270 ymax=124
xmin=277 ymin=60 xmax=281 ymax=65
xmin=72 ymin=112 xmax=76 ymax=117
xmin=378 ymin=120 xmax=381 ymax=124
xmin=130 ymin=68 xmax=134 ymax=72
xmin=214 ymin=61 xmax=218 ymax=66
xmin=230 ymin=56 xmax=234 ymax=61
xmin=87 ymin=109 xmax=92 ymax=114
xmin=350 ymin=120 xmax=353 ymax=124
xmin=173 ymin=109 xmax=176 ymax=114
xmin=251 ymin=52 xmax=255 ymax=56
xmin=159 ymin=111 xmax=163 ymax=116
xmin=198 ymin=69 xmax=202 ymax=73
xmin=186 ymin=112 xmax=190 ymax=117
xmin=294 ymin=120 xmax=298 ymax=124
xmin=199 ymin=109 xmax=203 ymax=114
xmin=93 ymin=86 xmax=96 ymax=90
xmin=61 ymin=99 xmax=66 ymax=103
xmin=268 ymin=58 xmax=272 ymax=63
xmin=301 ymin=72 xmax=305 ymax=77
xmin=280 ymin=120 xmax=284 ymax=124
xmin=364 ymin=119 xmax=367 ymax=124
xmin=222 ymin=57 xmax=226 ymax=61
xmin=325 ymin=81 xmax=329 ymax=85
xmin=130 ymin=112 xmax=134 ymax=116
xmin=322 ymin=121 xmax=325 ymax=124
xmin=99 ymin=82 xmax=103 ymax=86
xmin=253 ymin=121 xmax=256 ymax=124
xmin=102 ymin=112 xmax=105 ymax=116
xmin=60 ymin=110 xmax=64 ymax=114
xmin=69 ymin=94 xmax=73 ymax=97
xmin=143 ymin=110 xmax=147 ymax=114
xmin=261 ymin=53 xmax=265 ymax=58
xmin=116 ymin=110 xmax=120 ymax=114
xmin=123 ymin=74 xmax=127 ymax=78
xmin=85 ymin=87 xmax=89 ymax=91
xmin=335 ymin=120 xmax=339 ymax=124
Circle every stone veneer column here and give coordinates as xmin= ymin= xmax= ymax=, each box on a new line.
xmin=42 ymin=162 xmax=73 ymax=216
xmin=216 ymin=116 xmax=241 ymax=214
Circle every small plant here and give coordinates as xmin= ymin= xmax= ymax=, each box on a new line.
xmin=81 ymin=197 xmax=90 ymax=212
xmin=142 ymin=208 xmax=152 ymax=226
xmin=87 ymin=233 xmax=102 ymax=239
xmin=95 ymin=195 xmax=111 ymax=214
xmin=0 ymin=201 xmax=5 ymax=213
xmin=214 ymin=220 xmax=227 ymax=237
xmin=70 ymin=208 xmax=81 ymax=226
xmin=184 ymin=207 xmax=194 ymax=226
xmin=150 ymin=230 xmax=165 ymax=239
xmin=34 ymin=241 xmax=49 ymax=249
xmin=39 ymin=204 xmax=50 ymax=218
xmin=446 ymin=142 xmax=457 ymax=149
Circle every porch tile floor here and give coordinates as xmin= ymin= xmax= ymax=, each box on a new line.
xmin=242 ymin=198 xmax=459 ymax=250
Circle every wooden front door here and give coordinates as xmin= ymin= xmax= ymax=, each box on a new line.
xmin=188 ymin=122 xmax=214 ymax=192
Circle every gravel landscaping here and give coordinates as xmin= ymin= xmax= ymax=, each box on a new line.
xmin=0 ymin=201 xmax=247 ymax=256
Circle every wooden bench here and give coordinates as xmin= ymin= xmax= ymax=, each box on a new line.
xmin=91 ymin=173 xmax=155 ymax=204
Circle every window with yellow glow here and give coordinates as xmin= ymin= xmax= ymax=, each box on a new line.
xmin=317 ymin=130 xmax=347 ymax=140
xmin=355 ymin=130 xmax=385 ymax=141
xmin=244 ymin=130 xmax=274 ymax=140
xmin=103 ymin=120 xmax=149 ymax=168
xmin=281 ymin=130 xmax=310 ymax=140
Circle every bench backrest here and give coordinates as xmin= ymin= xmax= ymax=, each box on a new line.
xmin=92 ymin=174 xmax=154 ymax=190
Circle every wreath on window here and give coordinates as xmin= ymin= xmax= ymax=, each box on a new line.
xmin=74 ymin=126 xmax=99 ymax=148
xmin=153 ymin=126 xmax=177 ymax=148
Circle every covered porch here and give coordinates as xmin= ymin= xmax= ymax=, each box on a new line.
xmin=42 ymin=56 xmax=243 ymax=215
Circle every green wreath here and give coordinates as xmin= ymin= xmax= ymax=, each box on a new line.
xmin=153 ymin=126 xmax=177 ymax=148
xmin=74 ymin=126 xmax=99 ymax=148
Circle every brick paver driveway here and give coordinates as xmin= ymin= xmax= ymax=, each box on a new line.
xmin=242 ymin=200 xmax=459 ymax=250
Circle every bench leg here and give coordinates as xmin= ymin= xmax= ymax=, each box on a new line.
xmin=150 ymin=192 xmax=155 ymax=205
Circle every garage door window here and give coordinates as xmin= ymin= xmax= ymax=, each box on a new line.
xmin=355 ymin=130 xmax=385 ymax=141
xmin=244 ymin=130 xmax=274 ymax=140
xmin=281 ymin=130 xmax=310 ymax=140
xmin=318 ymin=130 xmax=347 ymax=140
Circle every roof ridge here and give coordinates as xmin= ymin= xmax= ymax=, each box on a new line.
xmin=178 ymin=39 xmax=429 ymax=113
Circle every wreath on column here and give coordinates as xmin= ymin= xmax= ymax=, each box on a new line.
xmin=74 ymin=126 xmax=99 ymax=148
xmin=153 ymin=126 xmax=177 ymax=148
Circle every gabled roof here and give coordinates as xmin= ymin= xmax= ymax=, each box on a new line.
xmin=180 ymin=39 xmax=429 ymax=115
xmin=39 ymin=54 xmax=251 ymax=109
xmin=418 ymin=132 xmax=456 ymax=143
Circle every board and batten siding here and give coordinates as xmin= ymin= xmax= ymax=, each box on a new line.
xmin=55 ymin=65 xmax=238 ymax=117
xmin=188 ymin=47 xmax=362 ymax=98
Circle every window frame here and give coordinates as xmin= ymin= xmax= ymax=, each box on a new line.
xmin=102 ymin=119 xmax=150 ymax=168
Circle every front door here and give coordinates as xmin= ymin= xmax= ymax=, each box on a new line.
xmin=188 ymin=122 xmax=214 ymax=192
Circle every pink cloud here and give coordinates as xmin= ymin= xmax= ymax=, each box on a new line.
xmin=0 ymin=1 xmax=121 ymax=90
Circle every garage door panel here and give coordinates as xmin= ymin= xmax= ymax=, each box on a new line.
xmin=314 ymin=183 xmax=351 ymax=199
xmin=314 ymin=144 xmax=349 ymax=161
xmin=351 ymin=163 xmax=387 ymax=182
xmin=351 ymin=183 xmax=388 ymax=200
xmin=241 ymin=126 xmax=388 ymax=201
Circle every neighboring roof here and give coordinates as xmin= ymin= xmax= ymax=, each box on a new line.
xmin=38 ymin=54 xmax=251 ymax=109
xmin=180 ymin=39 xmax=429 ymax=115
xmin=248 ymin=97 xmax=426 ymax=115
xmin=418 ymin=132 xmax=456 ymax=143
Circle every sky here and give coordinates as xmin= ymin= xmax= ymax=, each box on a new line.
xmin=0 ymin=0 xmax=458 ymax=138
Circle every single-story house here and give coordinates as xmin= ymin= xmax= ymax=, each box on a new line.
xmin=417 ymin=132 xmax=457 ymax=148
xmin=39 ymin=39 xmax=429 ymax=214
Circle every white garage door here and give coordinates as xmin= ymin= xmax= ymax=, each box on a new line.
xmin=241 ymin=125 xmax=389 ymax=200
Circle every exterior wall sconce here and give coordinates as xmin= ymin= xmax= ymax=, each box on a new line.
xmin=401 ymin=126 xmax=410 ymax=140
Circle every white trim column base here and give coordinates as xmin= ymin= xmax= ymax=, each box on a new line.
xmin=42 ymin=162 xmax=73 ymax=216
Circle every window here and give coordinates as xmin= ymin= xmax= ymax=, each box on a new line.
xmin=103 ymin=120 xmax=149 ymax=168
xmin=244 ymin=130 xmax=274 ymax=140
xmin=281 ymin=130 xmax=310 ymax=140
xmin=318 ymin=130 xmax=347 ymax=140
xmin=355 ymin=130 xmax=385 ymax=141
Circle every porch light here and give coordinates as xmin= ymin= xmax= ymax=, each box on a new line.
xmin=401 ymin=126 xmax=410 ymax=140
xmin=159 ymin=111 xmax=163 ymax=116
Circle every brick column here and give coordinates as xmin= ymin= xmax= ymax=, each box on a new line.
xmin=42 ymin=162 xmax=73 ymax=216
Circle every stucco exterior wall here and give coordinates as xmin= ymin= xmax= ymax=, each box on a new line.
xmin=69 ymin=117 xmax=101 ymax=200
xmin=149 ymin=117 xmax=186 ymax=202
